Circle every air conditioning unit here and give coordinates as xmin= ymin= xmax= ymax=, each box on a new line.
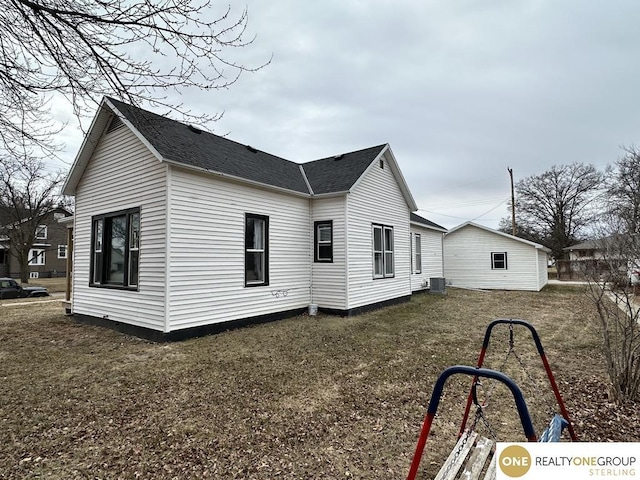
xmin=430 ymin=277 xmax=446 ymax=294
xmin=29 ymin=271 xmax=39 ymax=279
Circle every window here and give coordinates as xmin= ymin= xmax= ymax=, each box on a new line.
xmin=28 ymin=248 xmax=45 ymax=265
xmin=373 ymin=224 xmax=394 ymax=278
xmin=414 ymin=233 xmax=422 ymax=274
xmin=90 ymin=208 xmax=140 ymax=289
xmin=492 ymin=252 xmax=508 ymax=270
xmin=58 ymin=245 xmax=68 ymax=259
xmin=35 ymin=225 xmax=47 ymax=239
xmin=245 ymin=213 xmax=269 ymax=286
xmin=314 ymin=221 xmax=333 ymax=262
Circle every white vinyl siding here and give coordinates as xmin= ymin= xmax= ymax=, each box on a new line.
xmin=72 ymin=124 xmax=167 ymax=331
xmin=311 ymin=196 xmax=347 ymax=309
xmin=444 ymin=224 xmax=548 ymax=291
xmin=167 ymin=167 xmax=311 ymax=330
xmin=345 ymin=151 xmax=411 ymax=309
xmin=410 ymin=226 xmax=444 ymax=291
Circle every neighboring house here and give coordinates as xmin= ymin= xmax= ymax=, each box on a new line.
xmin=563 ymin=239 xmax=605 ymax=261
xmin=443 ymin=222 xmax=550 ymax=292
xmin=409 ymin=213 xmax=447 ymax=292
xmin=0 ymin=207 xmax=72 ymax=279
xmin=61 ymin=97 xmax=444 ymax=340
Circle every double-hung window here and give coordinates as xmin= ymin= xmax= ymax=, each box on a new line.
xmin=314 ymin=221 xmax=333 ymax=262
xmin=491 ymin=252 xmax=508 ymax=270
xmin=414 ymin=233 xmax=422 ymax=274
xmin=373 ymin=224 xmax=394 ymax=278
xmin=57 ymin=245 xmax=68 ymax=259
xmin=90 ymin=208 xmax=140 ymax=289
xmin=245 ymin=213 xmax=269 ymax=286
xmin=35 ymin=225 xmax=47 ymax=240
xmin=28 ymin=248 xmax=45 ymax=265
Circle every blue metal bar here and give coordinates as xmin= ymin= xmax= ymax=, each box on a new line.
xmin=428 ymin=365 xmax=537 ymax=441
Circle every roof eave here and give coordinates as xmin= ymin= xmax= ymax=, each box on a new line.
xmin=62 ymin=97 xmax=166 ymax=196
xmin=410 ymin=220 xmax=448 ymax=233
xmin=348 ymin=144 xmax=418 ymax=211
xmin=163 ymin=158 xmax=311 ymax=198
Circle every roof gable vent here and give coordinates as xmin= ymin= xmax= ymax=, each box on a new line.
xmin=106 ymin=115 xmax=125 ymax=134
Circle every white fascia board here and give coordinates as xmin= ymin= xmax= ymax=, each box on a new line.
xmin=447 ymin=221 xmax=550 ymax=251
xmin=62 ymin=97 xmax=165 ymax=196
xmin=348 ymin=144 xmax=418 ymax=211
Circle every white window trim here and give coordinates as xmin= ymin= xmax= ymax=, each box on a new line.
xmin=35 ymin=225 xmax=47 ymax=240
xmin=373 ymin=224 xmax=394 ymax=279
xmin=414 ymin=233 xmax=422 ymax=274
xmin=28 ymin=248 xmax=45 ymax=266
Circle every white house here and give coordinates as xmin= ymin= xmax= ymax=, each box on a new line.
xmin=443 ymin=222 xmax=550 ymax=292
xmin=61 ymin=97 xmax=444 ymax=340
xmin=409 ymin=213 xmax=447 ymax=292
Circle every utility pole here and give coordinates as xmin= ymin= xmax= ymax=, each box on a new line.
xmin=508 ymin=167 xmax=516 ymax=235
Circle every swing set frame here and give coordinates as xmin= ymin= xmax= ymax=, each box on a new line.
xmin=406 ymin=319 xmax=577 ymax=480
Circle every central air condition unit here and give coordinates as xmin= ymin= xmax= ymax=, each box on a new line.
xmin=430 ymin=277 xmax=446 ymax=294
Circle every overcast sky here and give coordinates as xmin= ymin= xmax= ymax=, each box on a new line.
xmin=55 ymin=0 xmax=640 ymax=230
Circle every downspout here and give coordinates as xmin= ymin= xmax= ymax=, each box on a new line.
xmin=299 ymin=165 xmax=314 ymax=308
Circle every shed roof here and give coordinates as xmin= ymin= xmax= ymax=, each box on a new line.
xmin=447 ymin=221 xmax=551 ymax=252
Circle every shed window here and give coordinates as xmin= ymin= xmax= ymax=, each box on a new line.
xmin=90 ymin=208 xmax=140 ymax=289
xmin=491 ymin=252 xmax=508 ymax=270
xmin=373 ymin=224 xmax=394 ymax=278
xmin=314 ymin=221 xmax=333 ymax=262
xmin=245 ymin=213 xmax=269 ymax=286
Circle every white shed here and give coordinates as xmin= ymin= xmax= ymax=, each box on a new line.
xmin=443 ymin=222 xmax=550 ymax=291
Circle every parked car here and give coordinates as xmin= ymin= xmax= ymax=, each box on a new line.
xmin=0 ymin=277 xmax=49 ymax=299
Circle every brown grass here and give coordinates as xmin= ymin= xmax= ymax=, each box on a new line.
xmin=0 ymin=286 xmax=636 ymax=479
xmin=19 ymin=277 xmax=67 ymax=293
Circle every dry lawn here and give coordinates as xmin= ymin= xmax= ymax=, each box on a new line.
xmin=0 ymin=286 xmax=637 ymax=479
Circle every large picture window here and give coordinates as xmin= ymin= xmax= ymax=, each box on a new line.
xmin=91 ymin=208 xmax=140 ymax=289
xmin=245 ymin=213 xmax=269 ymax=286
xmin=373 ymin=224 xmax=394 ymax=278
xmin=314 ymin=221 xmax=333 ymax=262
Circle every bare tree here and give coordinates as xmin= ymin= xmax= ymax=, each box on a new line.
xmin=1 ymin=0 xmax=268 ymax=156
xmin=510 ymin=163 xmax=604 ymax=260
xmin=582 ymin=227 xmax=640 ymax=403
xmin=0 ymin=155 xmax=65 ymax=283
xmin=606 ymin=146 xmax=640 ymax=235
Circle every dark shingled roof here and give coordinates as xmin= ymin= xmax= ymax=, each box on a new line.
xmin=108 ymin=98 xmax=392 ymax=196
xmin=301 ymin=145 xmax=387 ymax=194
xmin=410 ymin=213 xmax=446 ymax=231
xmin=108 ymin=98 xmax=309 ymax=193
